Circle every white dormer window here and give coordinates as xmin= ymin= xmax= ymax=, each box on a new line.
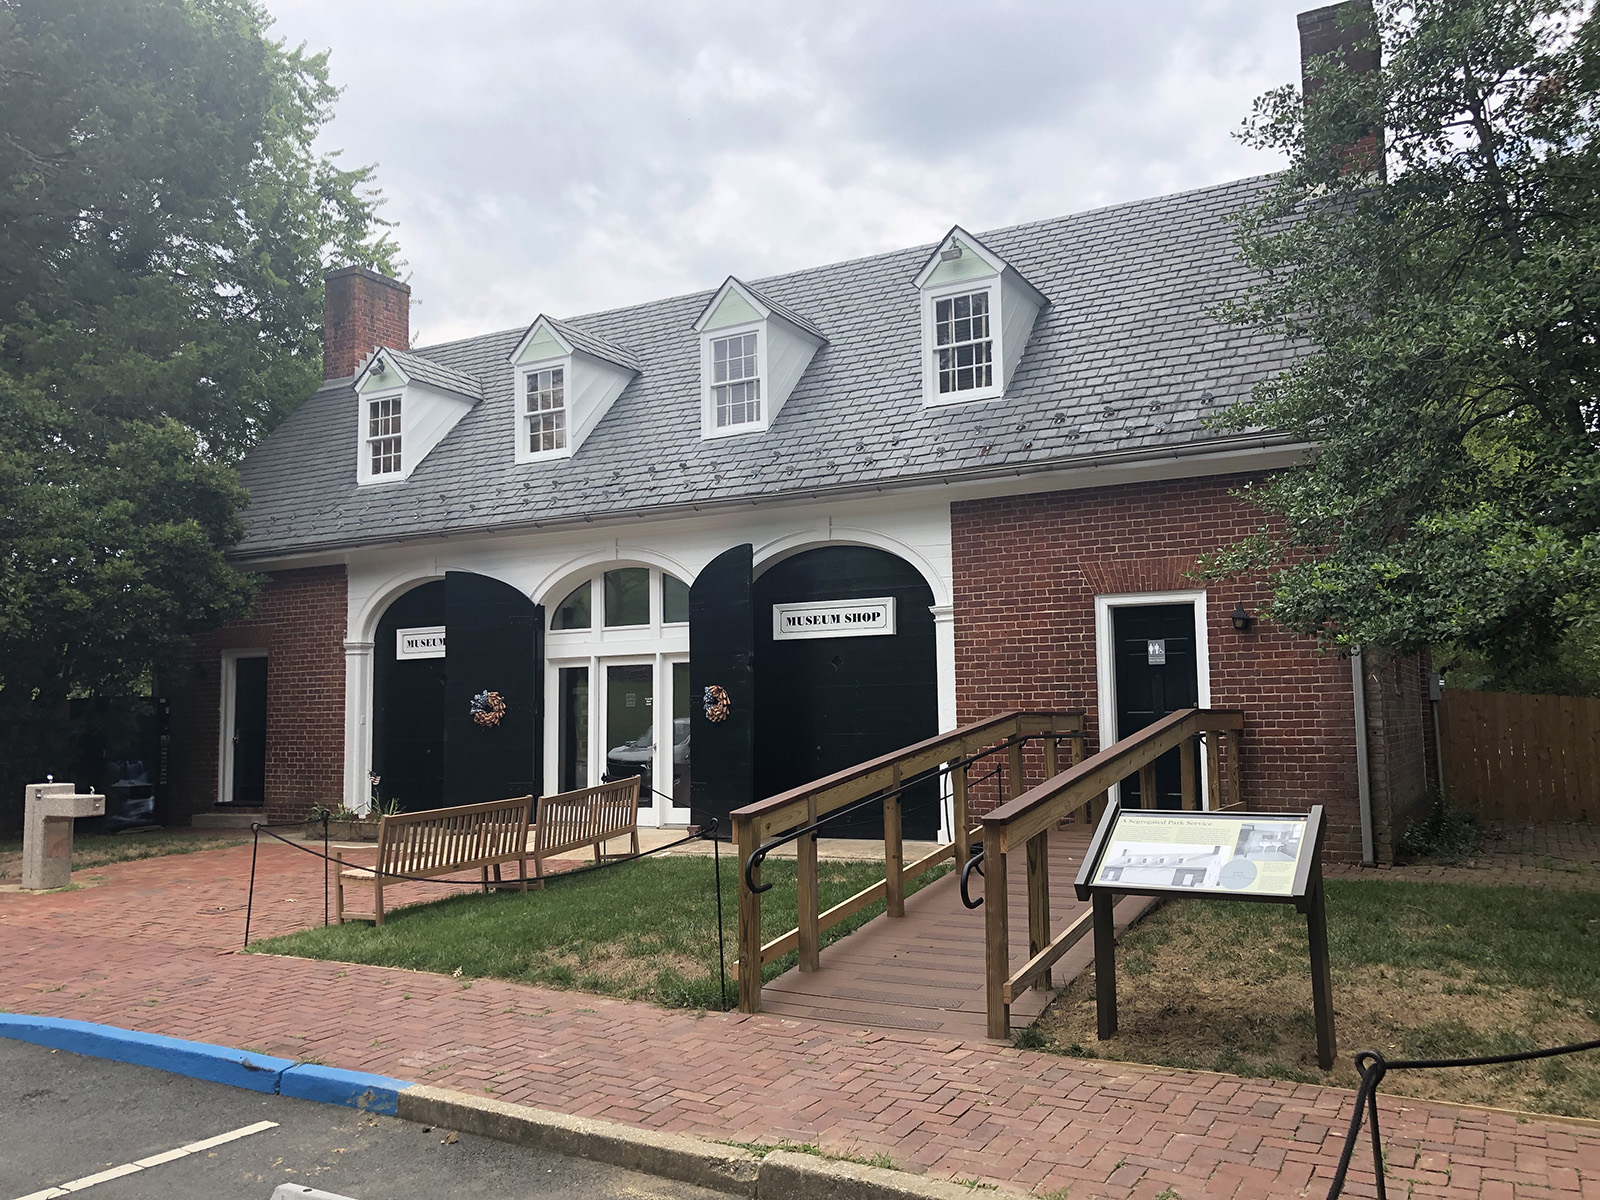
xmin=934 ymin=291 xmax=993 ymax=396
xmin=522 ymin=365 xmax=567 ymax=453
xmin=913 ymin=226 xmax=1047 ymax=408
xmin=367 ymin=394 xmax=403 ymax=475
xmin=353 ymin=349 xmax=482 ymax=486
xmin=712 ymin=331 xmax=761 ymax=428
xmin=508 ymin=316 xmax=639 ymax=463
xmin=693 ymin=277 xmax=825 ymax=439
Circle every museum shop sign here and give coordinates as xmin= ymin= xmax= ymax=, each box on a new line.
xmin=770 ymin=597 xmax=896 ymax=641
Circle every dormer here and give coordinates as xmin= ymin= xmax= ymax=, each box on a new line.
xmin=508 ymin=316 xmax=639 ymax=463
xmin=912 ymin=226 xmax=1048 ymax=407
xmin=692 ymin=277 xmax=826 ymax=439
xmin=353 ymin=348 xmax=483 ymax=485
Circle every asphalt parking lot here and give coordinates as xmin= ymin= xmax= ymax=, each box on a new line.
xmin=0 ymin=1039 xmax=718 ymax=1200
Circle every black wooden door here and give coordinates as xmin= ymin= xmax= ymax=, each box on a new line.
xmin=444 ymin=572 xmax=543 ymax=806
xmin=373 ymin=581 xmax=446 ymax=811
xmin=228 ymin=656 xmax=268 ymax=807
xmin=1113 ymin=603 xmax=1200 ymax=809
xmin=753 ymin=547 xmax=938 ymax=840
xmin=689 ymin=544 xmax=754 ymax=835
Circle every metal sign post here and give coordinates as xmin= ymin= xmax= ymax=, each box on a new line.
xmin=1074 ymin=803 xmax=1335 ymax=1069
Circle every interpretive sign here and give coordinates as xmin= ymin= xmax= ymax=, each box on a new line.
xmin=396 ymin=625 xmax=447 ymax=659
xmin=1090 ymin=810 xmax=1309 ymax=897
xmin=1075 ymin=803 xmax=1334 ymax=1067
xmin=771 ymin=597 xmax=896 ymax=641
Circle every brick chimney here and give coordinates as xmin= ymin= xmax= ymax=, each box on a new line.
xmin=323 ymin=265 xmax=411 ymax=380
xmin=1297 ymin=1 xmax=1383 ymax=177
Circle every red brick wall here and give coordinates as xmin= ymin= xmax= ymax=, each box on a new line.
xmin=161 ymin=565 xmax=347 ymax=824
xmin=323 ymin=266 xmax=410 ymax=380
xmin=952 ymin=475 xmax=1383 ymax=861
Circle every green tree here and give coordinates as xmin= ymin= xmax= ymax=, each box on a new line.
xmin=0 ymin=0 xmax=395 ymax=813
xmin=1209 ymin=0 xmax=1600 ymax=691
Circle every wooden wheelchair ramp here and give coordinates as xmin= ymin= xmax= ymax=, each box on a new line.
xmin=757 ymin=827 xmax=1153 ymax=1040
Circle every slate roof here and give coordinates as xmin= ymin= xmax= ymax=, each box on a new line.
xmin=365 ymin=346 xmax=484 ymax=401
xmin=728 ymin=279 xmax=829 ymax=342
xmin=540 ymin=317 xmax=642 ymax=373
xmin=235 ymin=174 xmax=1301 ymax=559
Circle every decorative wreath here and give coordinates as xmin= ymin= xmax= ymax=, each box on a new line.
xmin=470 ymin=689 xmax=507 ymax=728
xmin=703 ymin=684 xmax=731 ymax=724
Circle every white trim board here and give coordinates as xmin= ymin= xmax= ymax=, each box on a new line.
xmin=1093 ymin=590 xmax=1211 ymax=809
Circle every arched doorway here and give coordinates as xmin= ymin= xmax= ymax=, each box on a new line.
xmin=752 ymin=546 xmax=939 ymax=839
xmin=370 ymin=572 xmax=543 ymax=811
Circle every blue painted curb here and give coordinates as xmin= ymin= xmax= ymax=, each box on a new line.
xmin=0 ymin=1014 xmax=409 ymax=1113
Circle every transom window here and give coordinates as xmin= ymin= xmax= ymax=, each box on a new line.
xmin=523 ymin=367 xmax=566 ymax=454
xmin=712 ymin=332 xmax=760 ymax=428
xmin=550 ymin=568 xmax=691 ymax=632
xmin=935 ymin=291 xmax=993 ymax=395
xmin=367 ymin=396 xmax=402 ymax=475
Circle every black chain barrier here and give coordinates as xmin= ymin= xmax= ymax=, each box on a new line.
xmin=1325 ymin=1037 xmax=1600 ymax=1200
xmin=242 ymin=812 xmax=729 ymax=1008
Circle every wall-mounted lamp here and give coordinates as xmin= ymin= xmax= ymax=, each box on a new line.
xmin=1231 ymin=601 xmax=1254 ymax=632
xmin=370 ymin=355 xmax=385 ymax=377
xmin=939 ymin=245 xmax=962 ymax=261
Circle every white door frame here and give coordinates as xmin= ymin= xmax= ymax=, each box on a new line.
xmin=1093 ymin=590 xmax=1211 ymax=808
xmin=217 ymin=649 xmax=269 ymax=806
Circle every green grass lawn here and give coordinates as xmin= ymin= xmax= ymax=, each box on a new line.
xmin=250 ymin=855 xmax=949 ymax=1011
xmin=1034 ymin=879 xmax=1600 ymax=1118
xmin=0 ymin=830 xmax=247 ymax=882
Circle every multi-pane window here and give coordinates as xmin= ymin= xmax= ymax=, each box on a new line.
xmin=712 ymin=332 xmax=761 ymax=427
xmin=524 ymin=366 xmax=566 ymax=453
xmin=367 ymin=396 xmax=402 ymax=475
xmin=934 ymin=291 xmax=993 ymax=395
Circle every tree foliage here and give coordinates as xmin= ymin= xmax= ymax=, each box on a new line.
xmin=0 ymin=0 xmax=395 ymax=730
xmin=1210 ymin=0 xmax=1600 ymax=688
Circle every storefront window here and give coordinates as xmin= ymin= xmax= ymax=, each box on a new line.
xmin=662 ymin=574 xmax=690 ymax=624
xmin=604 ymin=664 xmax=653 ymax=807
xmin=603 ymin=567 xmax=649 ymax=627
xmin=558 ymin=666 xmax=589 ymax=791
xmin=672 ymin=660 xmax=690 ymax=808
xmin=553 ymin=580 xmax=591 ymax=630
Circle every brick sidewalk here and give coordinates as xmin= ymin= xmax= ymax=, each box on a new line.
xmin=1326 ymin=821 xmax=1600 ymax=890
xmin=2 ymin=843 xmax=1597 ymax=1199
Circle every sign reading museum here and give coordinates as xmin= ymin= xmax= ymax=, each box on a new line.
xmin=396 ymin=625 xmax=446 ymax=660
xmin=771 ymin=597 xmax=897 ymax=641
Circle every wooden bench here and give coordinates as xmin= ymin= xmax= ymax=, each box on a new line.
xmin=334 ymin=795 xmax=533 ymax=925
xmin=528 ymin=777 xmax=641 ymax=881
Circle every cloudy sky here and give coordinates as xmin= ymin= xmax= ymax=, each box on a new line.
xmin=262 ymin=1 xmax=1311 ymax=346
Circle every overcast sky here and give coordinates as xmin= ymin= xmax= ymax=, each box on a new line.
xmin=262 ymin=1 xmax=1311 ymax=347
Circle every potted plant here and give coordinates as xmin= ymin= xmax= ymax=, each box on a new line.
xmin=307 ymin=775 xmax=398 ymax=841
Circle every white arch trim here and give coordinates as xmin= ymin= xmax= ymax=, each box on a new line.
xmin=752 ymin=525 xmax=952 ymax=608
xmin=530 ymin=544 xmax=697 ymax=609
xmin=354 ymin=570 xmax=447 ymax=643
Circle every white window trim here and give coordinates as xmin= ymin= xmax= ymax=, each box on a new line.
xmin=217 ymin=649 xmax=269 ymax=807
xmin=700 ymin=320 xmax=768 ymax=438
xmin=514 ymin=355 xmax=574 ymax=463
xmin=357 ymin=385 xmax=407 ymax=485
xmin=920 ymin=278 xmax=1003 ymax=407
xmin=1093 ymin=589 xmax=1212 ymax=809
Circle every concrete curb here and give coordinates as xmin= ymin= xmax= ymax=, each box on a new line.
xmin=0 ymin=1014 xmax=406 ymax=1113
xmin=398 ymin=1084 xmax=1025 ymax=1200
xmin=398 ymin=1084 xmax=762 ymax=1197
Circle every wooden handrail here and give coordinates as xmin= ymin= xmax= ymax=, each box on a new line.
xmin=732 ymin=710 xmax=1084 ymax=842
xmin=980 ymin=709 xmax=1244 ymax=851
xmin=977 ymin=706 xmax=1247 ymax=1039
xmin=732 ymin=709 xmax=1086 ymax=1014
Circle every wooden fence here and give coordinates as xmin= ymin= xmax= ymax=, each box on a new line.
xmin=1438 ymin=688 xmax=1599 ymax=822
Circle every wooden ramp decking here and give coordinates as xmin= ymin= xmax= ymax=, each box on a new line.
xmin=759 ymin=827 xmax=1155 ymax=1040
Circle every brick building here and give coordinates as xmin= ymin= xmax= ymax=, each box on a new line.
xmin=160 ymin=4 xmax=1432 ymax=861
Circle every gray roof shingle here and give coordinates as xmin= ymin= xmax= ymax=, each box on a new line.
xmin=235 ymin=174 xmax=1297 ymax=559
xmin=367 ymin=346 xmax=484 ymax=401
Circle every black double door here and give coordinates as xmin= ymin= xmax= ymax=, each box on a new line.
xmin=372 ymin=573 xmax=543 ymax=812
xmin=1113 ymin=603 xmax=1200 ymax=809
xmin=687 ymin=545 xmax=938 ymax=839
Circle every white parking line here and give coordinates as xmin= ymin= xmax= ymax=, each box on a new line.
xmin=12 ymin=1120 xmax=279 ymax=1200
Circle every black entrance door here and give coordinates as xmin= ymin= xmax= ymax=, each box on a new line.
xmin=753 ymin=547 xmax=938 ymax=840
xmin=228 ymin=656 xmax=267 ymax=807
xmin=373 ymin=582 xmax=446 ymax=811
xmin=1112 ymin=603 xmax=1200 ymax=809
xmin=443 ymin=571 xmax=543 ymax=806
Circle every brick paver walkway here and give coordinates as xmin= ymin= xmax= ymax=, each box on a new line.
xmin=1326 ymin=821 xmax=1600 ymax=890
xmin=2 ymin=841 xmax=1597 ymax=1199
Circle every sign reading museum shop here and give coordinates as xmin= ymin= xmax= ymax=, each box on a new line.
xmin=771 ymin=597 xmax=897 ymax=641
xmin=396 ymin=625 xmax=447 ymax=660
